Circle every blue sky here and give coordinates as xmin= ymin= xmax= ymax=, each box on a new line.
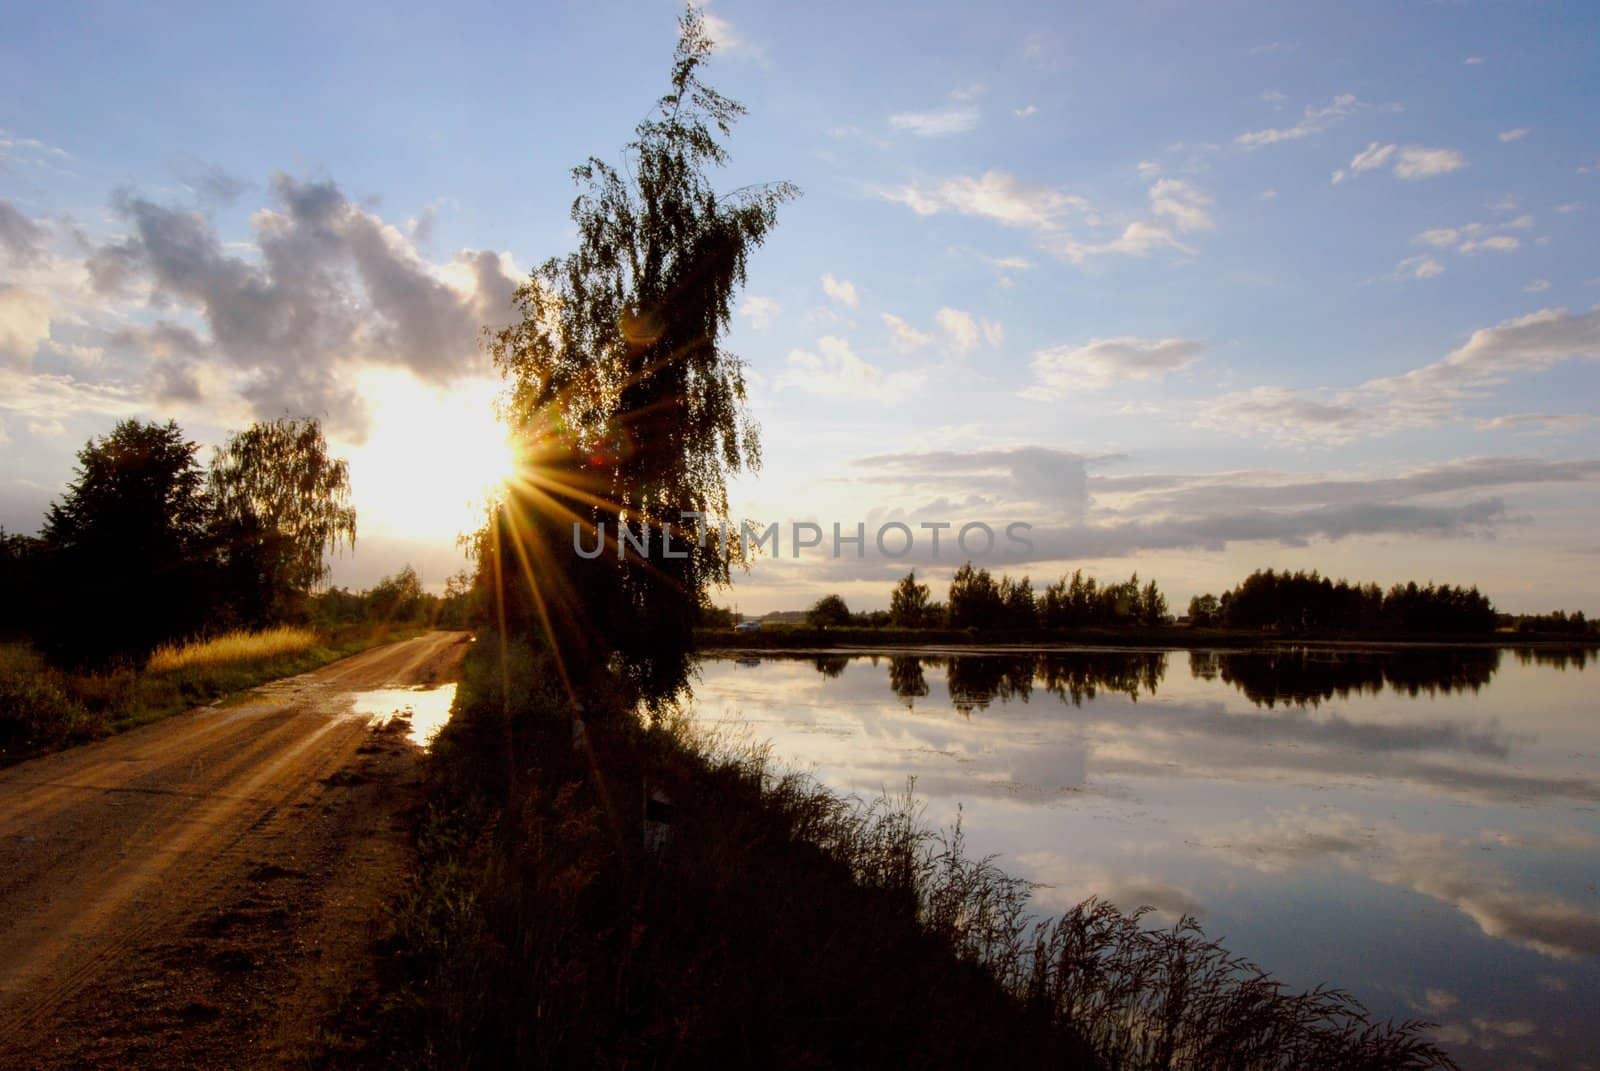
xmin=2 ymin=0 xmax=1598 ymax=612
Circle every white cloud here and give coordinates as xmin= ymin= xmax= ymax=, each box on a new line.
xmin=1026 ymin=336 xmax=1203 ymax=397
xmin=1259 ymin=89 xmax=1288 ymax=107
xmin=1236 ymin=94 xmax=1360 ymax=148
xmin=737 ymin=295 xmax=780 ymax=330
xmin=1202 ymin=306 xmax=1600 ymax=443
xmin=776 ymin=336 xmax=924 ymax=398
xmin=935 ymin=307 xmax=980 ymax=352
xmin=1044 ymin=221 xmax=1191 ymax=265
xmin=1331 ymin=141 xmax=1395 ymax=183
xmin=881 ymin=312 xmax=932 ymax=351
xmin=1459 ymin=235 xmax=1520 ymax=254
xmin=1136 ymin=160 xmax=1162 ymax=179
xmin=697 ymin=3 xmax=760 ymax=58
xmin=1148 ymin=178 xmax=1215 ymax=232
xmin=880 ymin=170 xmax=1085 ymax=230
xmin=67 ymin=174 xmax=519 ymax=437
xmin=0 ymin=287 xmax=51 ymax=366
xmin=1014 ymin=104 xmax=1038 ymax=119
xmin=1524 ymin=279 xmax=1551 ymax=293
xmin=1394 ymin=254 xmax=1445 ymax=280
xmin=820 ymin=272 xmax=859 ymax=308
xmin=889 ymin=106 xmax=979 ymax=138
xmin=1464 ymin=55 xmax=1485 ymax=65
xmin=1413 ymin=214 xmax=1533 ymax=257
xmin=1395 ymin=146 xmax=1469 ymax=180
xmin=1249 ymin=41 xmax=1295 ymax=56
xmin=883 ymin=173 xmax=1203 ymax=267
xmin=1498 ymin=128 xmax=1531 ymax=143
xmin=1335 ymin=143 xmax=1467 ymax=183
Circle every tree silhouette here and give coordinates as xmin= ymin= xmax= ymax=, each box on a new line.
xmin=209 ymin=417 xmax=356 ymax=626
xmin=889 ymin=570 xmax=931 ymax=628
xmin=807 ymin=594 xmax=851 ymax=628
xmin=484 ymin=8 xmax=797 ymax=705
xmin=37 ymin=420 xmax=211 ymax=666
xmin=947 ymin=563 xmax=1004 ymax=629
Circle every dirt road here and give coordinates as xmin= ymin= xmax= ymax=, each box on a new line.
xmin=0 ymin=629 xmax=470 ymax=1069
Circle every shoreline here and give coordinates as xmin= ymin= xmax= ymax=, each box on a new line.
xmin=696 ymin=625 xmax=1599 ymax=654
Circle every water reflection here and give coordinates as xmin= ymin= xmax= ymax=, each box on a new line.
xmin=779 ymin=646 xmax=1522 ymax=711
xmin=351 ymin=683 xmax=457 ymax=748
xmin=1514 ymin=646 xmax=1593 ymax=670
xmin=688 ymin=646 xmax=1600 ymax=1071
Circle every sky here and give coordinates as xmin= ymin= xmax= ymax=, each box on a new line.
xmin=1 ymin=0 xmax=1598 ymax=614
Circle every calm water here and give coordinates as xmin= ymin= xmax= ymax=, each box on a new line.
xmin=687 ymin=646 xmax=1600 ymax=1070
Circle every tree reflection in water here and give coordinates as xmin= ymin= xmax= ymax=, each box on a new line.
xmin=778 ymin=645 xmax=1572 ymax=709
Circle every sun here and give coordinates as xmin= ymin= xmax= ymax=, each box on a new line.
xmin=340 ymin=370 xmax=519 ymax=544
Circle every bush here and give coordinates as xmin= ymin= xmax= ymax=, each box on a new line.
xmin=0 ymin=653 xmax=92 ymax=758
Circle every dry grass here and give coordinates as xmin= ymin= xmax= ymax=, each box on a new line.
xmin=147 ymin=626 xmax=319 ymax=673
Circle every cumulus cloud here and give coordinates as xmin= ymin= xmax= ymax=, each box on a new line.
xmin=1147 ymin=178 xmax=1214 ymax=232
xmin=738 ymin=295 xmax=780 ymax=331
xmin=1044 ymin=221 xmax=1192 ymax=264
xmin=880 ymin=172 xmax=1205 ymax=266
xmin=776 ymin=336 xmax=924 ymax=398
xmin=0 ymin=286 xmax=52 ymax=366
xmin=1393 ymin=254 xmax=1445 ymax=280
xmin=881 ymin=312 xmax=932 ymax=351
xmin=1025 ymin=336 xmax=1203 ymax=397
xmin=1236 ymin=93 xmax=1360 ymax=147
xmin=1395 ymin=146 xmax=1469 ymax=180
xmin=0 ymin=200 xmax=46 ymax=265
xmin=820 ymin=272 xmax=859 ymax=307
xmin=1415 ymin=213 xmax=1533 ymax=256
xmin=935 ymin=307 xmax=980 ymax=352
xmin=79 ymin=173 xmax=517 ymax=437
xmin=880 ymin=170 xmax=1086 ymax=231
xmin=1333 ymin=142 xmax=1467 ymax=183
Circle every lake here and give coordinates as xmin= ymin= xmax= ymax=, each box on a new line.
xmin=687 ymin=646 xmax=1600 ymax=1070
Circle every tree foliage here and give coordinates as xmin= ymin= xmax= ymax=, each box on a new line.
xmin=37 ymin=420 xmax=212 ymax=666
xmin=1200 ymin=569 xmax=1497 ymax=634
xmin=807 ymin=594 xmax=852 ymax=629
xmin=889 ymin=570 xmax=931 ymax=628
xmin=209 ymin=417 xmax=356 ymax=625
xmin=483 ymin=8 xmax=797 ymax=704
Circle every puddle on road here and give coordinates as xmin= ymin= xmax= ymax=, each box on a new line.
xmin=351 ymin=684 xmax=458 ymax=748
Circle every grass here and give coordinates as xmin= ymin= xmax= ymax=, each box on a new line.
xmin=0 ymin=622 xmax=419 ymax=766
xmin=147 ymin=625 xmax=320 ymax=672
xmin=345 ymin=633 xmax=1457 ymax=1070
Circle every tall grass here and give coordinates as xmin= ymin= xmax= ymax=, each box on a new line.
xmin=1 ymin=623 xmax=414 ymax=766
xmin=147 ymin=625 xmax=319 ymax=673
xmin=362 ymin=634 xmax=1457 ymax=1070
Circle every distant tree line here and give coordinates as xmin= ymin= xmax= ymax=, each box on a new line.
xmin=1508 ymin=609 xmax=1595 ymax=637
xmin=779 ymin=565 xmax=1558 ymax=637
xmin=0 ymin=416 xmax=451 ymax=668
xmin=1187 ymin=569 xmax=1498 ymax=634
xmin=802 ymin=566 xmax=1171 ymax=631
